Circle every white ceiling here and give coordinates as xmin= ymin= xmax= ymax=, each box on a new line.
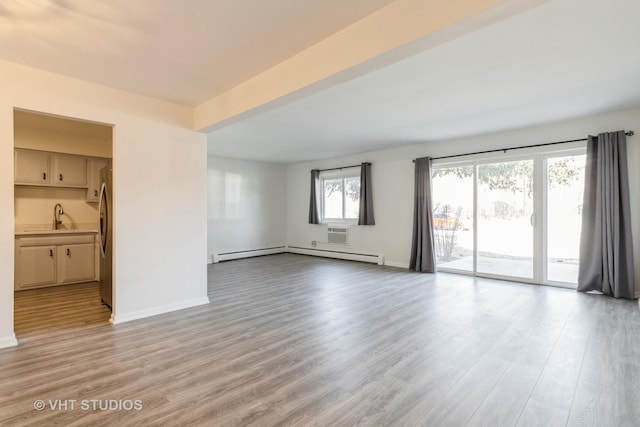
xmin=0 ymin=0 xmax=395 ymax=105
xmin=2 ymin=0 xmax=639 ymax=164
xmin=207 ymin=0 xmax=640 ymax=163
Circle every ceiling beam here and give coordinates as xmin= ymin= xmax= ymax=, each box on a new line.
xmin=194 ymin=0 xmax=548 ymax=133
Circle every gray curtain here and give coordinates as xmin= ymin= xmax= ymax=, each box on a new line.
xmin=578 ymin=131 xmax=636 ymax=299
xmin=410 ymin=157 xmax=436 ymax=273
xmin=358 ymin=162 xmax=375 ymax=225
xmin=308 ymin=169 xmax=322 ymax=224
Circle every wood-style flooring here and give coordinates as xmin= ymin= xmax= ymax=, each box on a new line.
xmin=1 ymin=254 xmax=639 ymax=426
xmin=14 ymin=282 xmax=111 ymax=335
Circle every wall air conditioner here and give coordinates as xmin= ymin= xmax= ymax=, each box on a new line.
xmin=327 ymin=224 xmax=350 ymax=245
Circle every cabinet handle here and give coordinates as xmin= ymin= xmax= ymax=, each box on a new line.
xmin=94 ymin=189 xmax=98 ymax=196
xmin=59 ymin=173 xmax=63 ymax=181
xmin=49 ymin=249 xmax=54 ymax=257
xmin=66 ymin=248 xmax=71 ymax=257
xmin=43 ymin=172 xmax=47 ymax=180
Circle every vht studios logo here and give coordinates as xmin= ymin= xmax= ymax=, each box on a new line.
xmin=34 ymin=399 xmax=143 ymax=411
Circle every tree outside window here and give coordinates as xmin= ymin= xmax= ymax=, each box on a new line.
xmin=323 ymin=175 xmax=360 ymax=220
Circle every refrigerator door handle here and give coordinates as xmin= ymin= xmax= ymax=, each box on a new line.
xmin=98 ymin=182 xmax=109 ymax=258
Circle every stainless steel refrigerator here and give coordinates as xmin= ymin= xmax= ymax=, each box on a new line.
xmin=98 ymin=166 xmax=113 ymax=308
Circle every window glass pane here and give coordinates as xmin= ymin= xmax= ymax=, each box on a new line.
xmin=432 ymin=166 xmax=474 ymax=272
xmin=324 ymin=178 xmax=343 ymax=219
xmin=344 ymin=177 xmax=360 ymax=219
xmin=547 ymin=154 xmax=585 ymax=283
xmin=477 ymin=160 xmax=534 ymax=279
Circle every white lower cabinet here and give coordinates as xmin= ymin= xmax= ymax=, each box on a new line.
xmin=15 ymin=234 xmax=97 ymax=290
xmin=59 ymin=243 xmax=95 ymax=284
xmin=17 ymin=245 xmax=57 ymax=288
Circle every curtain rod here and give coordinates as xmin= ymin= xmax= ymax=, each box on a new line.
xmin=316 ymin=162 xmax=370 ymax=173
xmin=413 ymin=130 xmax=635 ymax=162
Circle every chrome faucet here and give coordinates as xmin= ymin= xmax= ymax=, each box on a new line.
xmin=53 ymin=203 xmax=64 ymax=230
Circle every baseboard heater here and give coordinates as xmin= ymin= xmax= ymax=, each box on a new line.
xmin=212 ymin=246 xmax=287 ymax=263
xmin=287 ymin=246 xmax=384 ymax=265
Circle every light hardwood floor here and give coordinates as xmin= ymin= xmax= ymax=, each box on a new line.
xmin=1 ymin=254 xmax=639 ymax=426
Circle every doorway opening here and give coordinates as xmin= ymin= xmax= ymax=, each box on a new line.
xmin=431 ymin=146 xmax=586 ymax=288
xmin=13 ymin=109 xmax=114 ymax=338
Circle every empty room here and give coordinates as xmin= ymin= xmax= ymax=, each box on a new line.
xmin=1 ymin=0 xmax=639 ymax=426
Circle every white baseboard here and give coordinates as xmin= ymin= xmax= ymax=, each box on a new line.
xmin=287 ymin=246 xmax=383 ymax=265
xmin=0 ymin=334 xmax=18 ymax=349
xmin=212 ymin=246 xmax=287 ymax=263
xmin=111 ymin=297 xmax=210 ymax=324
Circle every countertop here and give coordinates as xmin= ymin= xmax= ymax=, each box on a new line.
xmin=15 ymin=224 xmax=98 ymax=236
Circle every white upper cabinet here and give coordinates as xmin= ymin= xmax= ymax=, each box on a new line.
xmin=14 ymin=149 xmax=52 ymax=185
xmin=54 ymin=153 xmax=87 ymax=187
xmin=14 ymin=148 xmax=98 ymax=189
xmin=86 ymin=157 xmax=110 ymax=203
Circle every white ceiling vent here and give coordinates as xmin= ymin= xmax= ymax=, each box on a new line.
xmin=327 ymin=225 xmax=350 ymax=245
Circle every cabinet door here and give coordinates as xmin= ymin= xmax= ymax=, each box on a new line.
xmin=54 ymin=154 xmax=87 ymax=187
xmin=86 ymin=157 xmax=109 ymax=203
xmin=17 ymin=246 xmax=57 ymax=289
xmin=14 ymin=149 xmax=51 ymax=185
xmin=60 ymin=243 xmax=96 ymax=283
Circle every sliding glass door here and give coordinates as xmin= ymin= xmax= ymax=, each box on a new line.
xmin=477 ymin=160 xmax=534 ymax=280
xmin=431 ymin=166 xmax=474 ymax=272
xmin=432 ymin=148 xmax=586 ymax=287
xmin=545 ymin=153 xmax=586 ymax=284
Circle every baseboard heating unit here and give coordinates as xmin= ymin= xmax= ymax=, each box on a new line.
xmin=211 ymin=246 xmax=385 ymax=266
xmin=211 ymin=246 xmax=287 ymax=263
xmin=287 ymin=246 xmax=384 ymax=265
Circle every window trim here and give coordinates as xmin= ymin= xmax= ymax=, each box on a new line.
xmin=320 ymin=168 xmax=360 ymax=223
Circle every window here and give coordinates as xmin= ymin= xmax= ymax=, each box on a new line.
xmin=322 ymin=171 xmax=360 ymax=221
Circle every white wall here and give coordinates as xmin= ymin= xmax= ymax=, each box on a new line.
xmin=0 ymin=60 xmax=208 ymax=347
xmin=14 ymin=122 xmax=112 ymax=158
xmin=286 ymin=107 xmax=640 ymax=294
xmin=0 ymin=102 xmax=15 ymax=348
xmin=207 ymin=156 xmax=286 ymax=258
